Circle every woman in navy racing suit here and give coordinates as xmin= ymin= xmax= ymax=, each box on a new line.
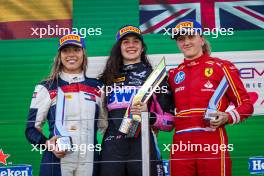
xmin=98 ymin=25 xmax=174 ymax=176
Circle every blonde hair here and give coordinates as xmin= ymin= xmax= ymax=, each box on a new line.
xmin=202 ymin=38 xmax=211 ymax=55
xmin=46 ymin=49 xmax=88 ymax=82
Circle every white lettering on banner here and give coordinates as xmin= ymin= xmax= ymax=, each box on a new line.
xmin=0 ymin=169 xmax=28 ymax=176
xmin=253 ymin=160 xmax=264 ymax=171
xmin=249 ymin=157 xmax=264 ymax=174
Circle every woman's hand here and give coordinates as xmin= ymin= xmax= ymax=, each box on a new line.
xmin=45 ymin=136 xmax=66 ymax=158
xmin=130 ymin=101 xmax=148 ymax=116
xmin=209 ymin=111 xmax=229 ymax=129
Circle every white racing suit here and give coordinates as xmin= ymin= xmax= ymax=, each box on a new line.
xmin=25 ymin=72 xmax=107 ymax=176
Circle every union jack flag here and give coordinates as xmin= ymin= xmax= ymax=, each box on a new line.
xmin=139 ymin=0 xmax=264 ymax=34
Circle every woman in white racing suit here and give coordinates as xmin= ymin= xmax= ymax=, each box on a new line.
xmin=25 ymin=33 xmax=107 ymax=176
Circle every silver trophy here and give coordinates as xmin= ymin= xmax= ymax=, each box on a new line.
xmin=204 ymin=76 xmax=229 ymax=121
xmin=119 ymin=58 xmax=167 ymax=137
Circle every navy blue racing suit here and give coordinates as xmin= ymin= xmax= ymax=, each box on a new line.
xmin=99 ymin=62 xmax=174 ymax=176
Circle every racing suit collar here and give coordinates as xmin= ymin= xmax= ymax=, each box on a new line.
xmin=59 ymin=71 xmax=85 ymax=84
xmin=121 ymin=61 xmax=146 ymax=71
xmin=183 ymin=53 xmax=209 ymax=67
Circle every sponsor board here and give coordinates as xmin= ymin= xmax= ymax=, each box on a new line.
xmin=163 ymin=160 xmax=170 ymax=176
xmin=0 ymin=165 xmax=33 ymax=176
xmin=249 ymin=157 xmax=264 ymax=175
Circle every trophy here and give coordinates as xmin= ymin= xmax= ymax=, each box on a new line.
xmin=119 ymin=58 xmax=167 ymax=137
xmin=54 ymin=87 xmax=73 ymax=152
xmin=204 ymin=76 xmax=229 ymax=121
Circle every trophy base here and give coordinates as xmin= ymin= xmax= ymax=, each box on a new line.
xmin=126 ymin=121 xmax=141 ymax=138
xmin=56 ymin=136 xmax=73 ymax=152
xmin=119 ymin=118 xmax=141 ymax=138
xmin=119 ymin=118 xmax=133 ymax=134
xmin=204 ymin=108 xmax=217 ymax=121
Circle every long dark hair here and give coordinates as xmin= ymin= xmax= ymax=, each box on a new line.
xmin=99 ymin=36 xmax=151 ymax=86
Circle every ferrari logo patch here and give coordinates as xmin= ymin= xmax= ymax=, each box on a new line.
xmin=205 ymin=68 xmax=213 ymax=77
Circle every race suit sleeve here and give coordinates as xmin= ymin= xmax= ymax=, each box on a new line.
xmin=222 ymin=61 xmax=254 ymax=124
xmin=25 ymin=84 xmax=51 ymax=145
xmin=149 ymin=80 xmax=175 ymax=131
xmin=97 ymin=92 xmax=108 ymax=135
